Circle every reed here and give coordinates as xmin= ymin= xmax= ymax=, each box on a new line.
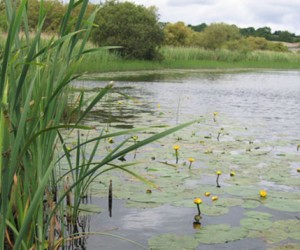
xmin=0 ymin=2 xmax=200 ymax=249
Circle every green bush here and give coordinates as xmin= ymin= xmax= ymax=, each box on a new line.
xmin=91 ymin=0 xmax=164 ymax=60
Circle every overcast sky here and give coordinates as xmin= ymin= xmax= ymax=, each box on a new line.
xmin=84 ymin=0 xmax=299 ymax=34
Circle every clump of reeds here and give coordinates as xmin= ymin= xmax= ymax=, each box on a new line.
xmin=0 ymin=2 xmax=200 ymax=249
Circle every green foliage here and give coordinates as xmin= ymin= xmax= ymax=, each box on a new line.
xmin=224 ymin=36 xmax=289 ymax=52
xmin=199 ymin=23 xmax=241 ymax=50
xmin=163 ymin=21 xmax=195 ymax=46
xmin=91 ymin=0 xmax=164 ymax=60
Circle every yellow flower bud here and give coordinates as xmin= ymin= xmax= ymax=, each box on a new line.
xmin=204 ymin=192 xmax=211 ymax=197
xmin=260 ymin=190 xmax=267 ymax=198
xmin=230 ymin=171 xmax=236 ymax=177
xmin=188 ymin=158 xmax=195 ymax=163
xmin=194 ymin=197 xmax=202 ymax=205
xmin=216 ymin=170 xmax=222 ymax=175
xmin=173 ymin=145 xmax=180 ymax=150
xmin=212 ymin=196 xmax=218 ymax=201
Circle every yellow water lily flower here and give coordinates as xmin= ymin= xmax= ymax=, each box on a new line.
xmin=213 ymin=111 xmax=219 ymax=116
xmin=108 ymin=138 xmax=114 ymax=144
xmin=212 ymin=196 xmax=218 ymax=201
xmin=173 ymin=145 xmax=180 ymax=150
xmin=230 ymin=171 xmax=236 ymax=177
xmin=297 ymin=144 xmax=300 ymax=151
xmin=297 ymin=168 xmax=300 ymax=173
xmin=260 ymin=190 xmax=267 ymax=198
xmin=188 ymin=158 xmax=195 ymax=163
xmin=117 ymin=101 xmax=123 ymax=105
xmin=216 ymin=170 xmax=222 ymax=175
xmin=194 ymin=197 xmax=202 ymax=205
xmin=157 ymin=104 xmax=161 ymax=108
xmin=204 ymin=192 xmax=211 ymax=197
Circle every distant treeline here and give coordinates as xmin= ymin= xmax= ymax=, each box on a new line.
xmin=188 ymin=23 xmax=300 ymax=43
xmin=0 ymin=1 xmax=298 ymax=44
xmin=0 ymin=0 xmax=299 ymax=61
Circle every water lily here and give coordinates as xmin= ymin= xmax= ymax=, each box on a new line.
xmin=297 ymin=144 xmax=300 ymax=151
xmin=230 ymin=171 xmax=236 ymax=177
xmin=173 ymin=145 xmax=180 ymax=163
xmin=297 ymin=168 xmax=300 ymax=173
xmin=117 ymin=100 xmax=123 ymax=105
xmin=212 ymin=196 xmax=218 ymax=201
xmin=194 ymin=198 xmax=202 ymax=205
xmin=216 ymin=170 xmax=221 ymax=188
xmin=108 ymin=137 xmax=114 ymax=144
xmin=194 ymin=198 xmax=202 ymax=215
xmin=188 ymin=158 xmax=195 ymax=169
xmin=157 ymin=104 xmax=161 ymax=108
xmin=204 ymin=192 xmax=211 ymax=197
xmin=260 ymin=190 xmax=267 ymax=198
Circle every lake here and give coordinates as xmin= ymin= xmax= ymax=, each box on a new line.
xmin=70 ymin=70 xmax=300 ymax=250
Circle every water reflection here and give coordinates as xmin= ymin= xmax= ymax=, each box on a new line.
xmin=74 ymin=70 xmax=300 ymax=141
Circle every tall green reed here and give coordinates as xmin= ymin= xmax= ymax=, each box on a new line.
xmin=0 ymin=1 xmax=200 ymax=249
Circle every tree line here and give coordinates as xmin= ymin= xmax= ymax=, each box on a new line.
xmin=0 ymin=0 xmax=299 ymax=60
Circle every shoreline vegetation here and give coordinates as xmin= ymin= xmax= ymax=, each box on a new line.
xmin=77 ymin=46 xmax=300 ymax=76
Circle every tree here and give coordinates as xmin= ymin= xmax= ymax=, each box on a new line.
xmin=188 ymin=23 xmax=207 ymax=32
xmin=91 ymin=0 xmax=164 ymax=60
xmin=163 ymin=22 xmax=195 ymax=46
xmin=199 ymin=23 xmax=241 ymax=50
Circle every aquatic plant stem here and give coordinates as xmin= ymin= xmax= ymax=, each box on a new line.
xmin=196 ymin=204 xmax=201 ymax=215
xmin=216 ymin=174 xmax=221 ymax=188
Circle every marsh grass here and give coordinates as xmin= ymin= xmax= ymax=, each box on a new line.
xmin=77 ymin=46 xmax=300 ymax=73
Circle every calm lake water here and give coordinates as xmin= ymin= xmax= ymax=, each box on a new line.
xmin=72 ymin=70 xmax=300 ymax=250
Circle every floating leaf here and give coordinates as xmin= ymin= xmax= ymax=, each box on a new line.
xmin=240 ymin=217 xmax=272 ymax=231
xmin=148 ymin=234 xmax=199 ymax=250
xmin=217 ymin=197 xmax=244 ymax=207
xmin=194 ymin=224 xmax=248 ymax=244
xmin=244 ymin=211 xmax=273 ymax=219
xmin=241 ymin=199 xmax=261 ymax=209
xmin=264 ymin=198 xmax=300 ymax=212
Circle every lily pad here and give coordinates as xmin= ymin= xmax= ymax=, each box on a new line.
xmin=241 ymin=199 xmax=261 ymax=209
xmin=194 ymin=224 xmax=248 ymax=244
xmin=148 ymin=234 xmax=199 ymax=250
xmin=264 ymin=198 xmax=300 ymax=212
xmin=240 ymin=217 xmax=272 ymax=231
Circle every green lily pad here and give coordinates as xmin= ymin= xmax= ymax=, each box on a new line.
xmin=217 ymin=197 xmax=244 ymax=207
xmin=272 ymin=220 xmax=300 ymax=240
xmin=244 ymin=211 xmax=273 ymax=219
xmin=241 ymin=199 xmax=261 ymax=209
xmin=240 ymin=217 xmax=272 ymax=231
xmin=268 ymin=244 xmax=300 ymax=250
xmin=194 ymin=224 xmax=248 ymax=244
xmin=224 ymin=185 xmax=258 ymax=197
xmin=264 ymin=198 xmax=300 ymax=212
xmin=148 ymin=234 xmax=199 ymax=250
xmin=248 ymin=219 xmax=300 ymax=243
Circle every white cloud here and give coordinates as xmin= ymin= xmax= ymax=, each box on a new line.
xmin=86 ymin=0 xmax=299 ymax=33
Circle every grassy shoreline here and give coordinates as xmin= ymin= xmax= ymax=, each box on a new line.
xmin=77 ymin=46 xmax=300 ymax=76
